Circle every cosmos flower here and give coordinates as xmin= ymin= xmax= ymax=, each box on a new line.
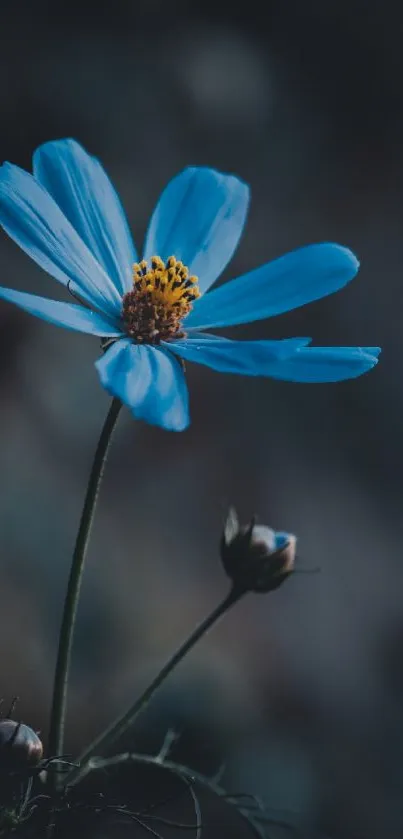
xmin=0 ymin=139 xmax=379 ymax=430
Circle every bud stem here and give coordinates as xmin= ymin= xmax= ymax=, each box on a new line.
xmin=66 ymin=584 xmax=246 ymax=786
xmin=48 ymin=397 xmax=122 ymax=778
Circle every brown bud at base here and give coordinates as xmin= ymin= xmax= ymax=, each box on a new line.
xmin=220 ymin=508 xmax=296 ymax=594
xmin=0 ymin=720 xmax=43 ymax=771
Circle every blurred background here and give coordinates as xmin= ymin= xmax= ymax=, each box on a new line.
xmin=0 ymin=0 xmax=401 ymax=835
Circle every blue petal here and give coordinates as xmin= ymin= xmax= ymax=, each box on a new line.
xmin=143 ymin=167 xmax=249 ymax=293
xmin=185 ymin=243 xmax=359 ymax=330
xmin=33 ymin=139 xmax=137 ymax=296
xmin=95 ymin=339 xmax=189 ymax=431
xmin=168 ymin=338 xmax=380 ymax=381
xmin=275 ymin=532 xmax=291 ymax=549
xmin=0 ymin=286 xmax=123 ymax=336
xmin=0 ymin=163 xmax=122 ymax=318
xmin=167 ymin=336 xmax=312 ymax=374
xmin=262 ymin=346 xmax=381 ymax=382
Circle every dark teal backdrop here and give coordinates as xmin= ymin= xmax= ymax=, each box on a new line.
xmin=0 ymin=2 xmax=400 ymax=837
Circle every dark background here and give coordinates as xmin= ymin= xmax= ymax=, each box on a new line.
xmin=0 ymin=1 xmax=402 ymax=836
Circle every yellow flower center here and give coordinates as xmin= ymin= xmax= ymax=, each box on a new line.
xmin=122 ymin=256 xmax=200 ymax=344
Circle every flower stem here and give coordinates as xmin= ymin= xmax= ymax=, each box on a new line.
xmin=67 ymin=584 xmax=246 ymax=784
xmin=48 ymin=397 xmax=122 ymax=766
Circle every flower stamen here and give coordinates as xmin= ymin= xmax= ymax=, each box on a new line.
xmin=122 ymin=256 xmax=200 ymax=344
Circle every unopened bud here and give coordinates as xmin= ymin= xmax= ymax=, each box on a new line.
xmin=0 ymin=720 xmax=43 ymax=771
xmin=220 ymin=508 xmax=296 ymax=593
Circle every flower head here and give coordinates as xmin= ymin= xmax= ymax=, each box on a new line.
xmin=0 ymin=139 xmax=380 ymax=430
xmin=122 ymin=255 xmax=200 ymax=343
xmin=221 ymin=507 xmax=296 ymax=593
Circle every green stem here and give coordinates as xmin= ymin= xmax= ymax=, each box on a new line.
xmin=48 ymin=397 xmax=122 ymax=764
xmin=67 ymin=585 xmax=246 ymax=784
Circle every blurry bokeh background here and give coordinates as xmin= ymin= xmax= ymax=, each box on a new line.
xmin=0 ymin=1 xmax=402 ymax=835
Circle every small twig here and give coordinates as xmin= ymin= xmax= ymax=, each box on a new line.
xmin=7 ymin=697 xmax=19 ymax=718
xmin=155 ymin=728 xmax=180 ymax=764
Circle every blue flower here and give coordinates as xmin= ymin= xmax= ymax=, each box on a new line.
xmin=0 ymin=139 xmax=380 ymax=431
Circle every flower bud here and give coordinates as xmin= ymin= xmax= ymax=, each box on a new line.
xmin=220 ymin=507 xmax=296 ymax=593
xmin=0 ymin=720 xmax=43 ymax=770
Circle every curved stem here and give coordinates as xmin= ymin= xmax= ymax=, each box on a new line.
xmin=48 ymin=397 xmax=122 ymax=763
xmin=67 ymin=585 xmax=246 ymax=784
